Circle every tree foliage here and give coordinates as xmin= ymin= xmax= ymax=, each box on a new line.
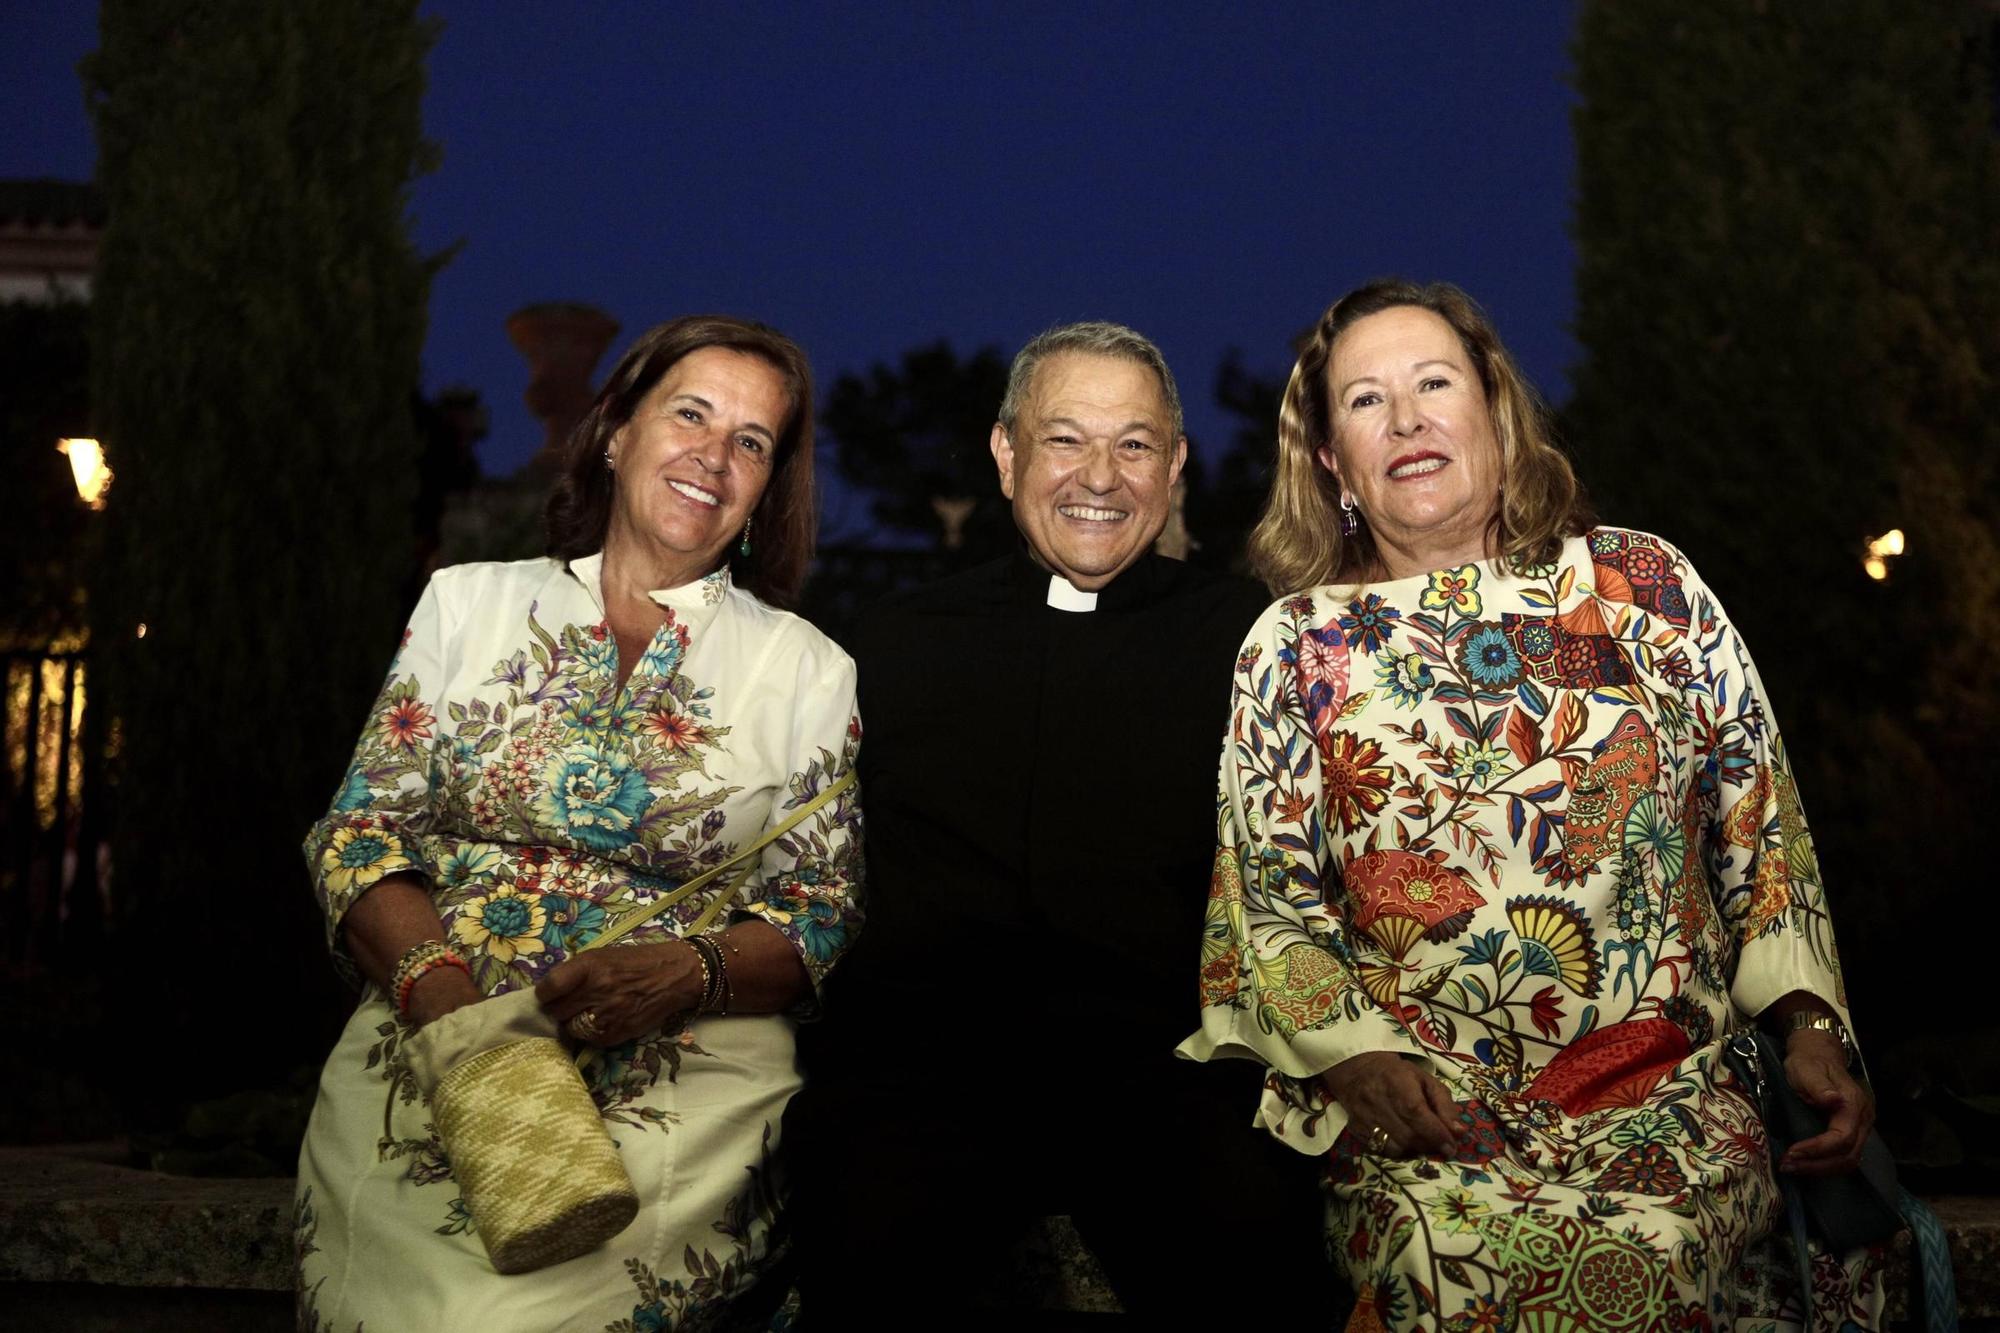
xmin=823 ymin=339 xmax=1016 ymax=556
xmin=83 ymin=1 xmax=439 ymax=1113
xmin=1184 ymin=349 xmax=1286 ymax=576
xmin=1569 ymin=0 xmax=2000 ymax=1056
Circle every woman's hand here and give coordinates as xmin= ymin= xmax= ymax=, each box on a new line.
xmin=1779 ymin=1030 xmax=1875 ymax=1177
xmin=1320 ymin=1051 xmax=1460 ymax=1158
xmin=534 ymin=942 xmax=705 ymax=1047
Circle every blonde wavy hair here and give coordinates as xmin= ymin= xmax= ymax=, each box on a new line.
xmin=1248 ymin=279 xmax=1592 ymax=593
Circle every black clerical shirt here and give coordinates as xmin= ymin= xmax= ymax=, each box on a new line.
xmin=815 ymin=549 xmax=1271 ymax=1073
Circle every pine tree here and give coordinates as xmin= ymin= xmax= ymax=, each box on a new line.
xmin=84 ymin=1 xmax=439 ymax=1119
xmin=1569 ymin=1 xmax=2000 ymax=1053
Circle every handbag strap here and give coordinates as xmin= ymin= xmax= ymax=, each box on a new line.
xmin=1781 ymin=1182 xmax=1817 ymax=1328
xmin=1898 ymin=1189 xmax=1960 ymax=1333
xmin=1732 ymin=1031 xmax=1824 ymax=1326
xmin=580 ymin=768 xmax=855 ymax=953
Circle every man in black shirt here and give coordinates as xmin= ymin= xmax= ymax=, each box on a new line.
xmin=787 ymin=323 xmax=1343 ymax=1325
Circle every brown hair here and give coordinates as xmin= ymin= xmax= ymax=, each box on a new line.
xmin=1248 ymin=278 xmax=1592 ymax=593
xmin=545 ymin=314 xmax=816 ymax=609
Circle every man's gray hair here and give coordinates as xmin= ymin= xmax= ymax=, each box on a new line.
xmin=996 ymin=320 xmax=1185 ymax=441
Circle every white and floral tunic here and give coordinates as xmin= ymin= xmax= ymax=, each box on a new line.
xmin=1181 ymin=529 xmax=1883 ymax=1333
xmin=296 ymin=554 xmax=862 ymax=1332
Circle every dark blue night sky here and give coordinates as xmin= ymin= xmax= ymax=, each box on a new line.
xmin=5 ymin=2 xmax=1578 ymax=508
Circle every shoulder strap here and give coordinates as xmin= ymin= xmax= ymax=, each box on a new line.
xmin=1899 ymin=1189 xmax=1960 ymax=1333
xmin=1782 ymin=1185 xmax=1815 ymax=1330
xmin=581 ymin=768 xmax=856 ymax=953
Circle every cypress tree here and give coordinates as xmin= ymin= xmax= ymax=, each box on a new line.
xmin=84 ymin=2 xmax=438 ymax=1123
xmin=1569 ymin=2 xmax=2000 ymax=1053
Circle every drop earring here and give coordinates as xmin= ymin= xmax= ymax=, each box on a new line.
xmin=738 ymin=518 xmax=753 ymax=558
xmin=1339 ymin=494 xmax=1360 ymax=537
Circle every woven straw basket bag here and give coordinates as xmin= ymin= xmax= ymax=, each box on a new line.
xmin=430 ymin=1036 xmax=639 ymax=1273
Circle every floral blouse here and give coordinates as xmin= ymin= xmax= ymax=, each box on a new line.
xmin=1181 ymin=529 xmax=1850 ymax=1151
xmin=303 ymin=554 xmax=863 ymax=999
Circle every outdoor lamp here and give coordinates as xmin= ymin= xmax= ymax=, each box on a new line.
xmin=58 ymin=437 xmax=112 ymax=510
xmin=1862 ymin=528 xmax=1904 ymax=582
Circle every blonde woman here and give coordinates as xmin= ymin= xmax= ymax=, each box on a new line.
xmin=1182 ymin=279 xmax=1882 ymax=1330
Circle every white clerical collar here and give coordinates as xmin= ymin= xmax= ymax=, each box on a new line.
xmin=1046 ymin=575 xmax=1099 ymax=613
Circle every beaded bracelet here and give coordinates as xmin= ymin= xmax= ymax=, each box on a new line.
xmin=391 ymin=939 xmax=471 ymax=1020
xmin=389 ymin=938 xmax=443 ymax=1002
xmin=688 ymin=935 xmax=728 ymax=1014
xmin=394 ymin=941 xmax=469 ymax=1018
xmin=705 ymin=932 xmax=733 ymax=1015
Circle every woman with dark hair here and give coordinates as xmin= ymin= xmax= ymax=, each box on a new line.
xmin=1182 ymin=280 xmax=1882 ymax=1330
xmin=297 ymin=315 xmax=862 ymax=1329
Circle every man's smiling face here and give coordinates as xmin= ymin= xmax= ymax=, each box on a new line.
xmin=989 ymin=351 xmax=1186 ymax=591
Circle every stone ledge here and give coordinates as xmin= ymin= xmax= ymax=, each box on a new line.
xmin=1 ymin=1146 xmax=1996 ymax=1322
xmin=0 ymin=1147 xmax=292 ymax=1291
xmin=1015 ymin=1215 xmax=1121 ymax=1313
xmin=1887 ymin=1195 xmax=2000 ymax=1321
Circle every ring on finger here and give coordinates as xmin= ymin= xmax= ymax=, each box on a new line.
xmin=568 ymin=1009 xmax=602 ymax=1040
xmin=1365 ymin=1123 xmax=1394 ymax=1155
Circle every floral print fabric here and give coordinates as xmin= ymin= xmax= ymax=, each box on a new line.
xmin=304 ymin=553 xmax=862 ymax=997
xmin=1181 ymin=530 xmax=1881 ymax=1332
xmin=297 ymin=554 xmax=861 ymax=1331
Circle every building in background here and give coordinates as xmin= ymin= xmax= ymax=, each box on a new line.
xmin=1 ymin=178 xmax=101 ymax=1000
xmin=0 ymin=179 xmax=103 ymax=304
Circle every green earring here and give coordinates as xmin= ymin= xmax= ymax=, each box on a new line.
xmin=738 ymin=519 xmax=753 ymax=558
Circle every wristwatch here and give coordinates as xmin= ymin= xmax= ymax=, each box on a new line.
xmin=1787 ymin=1012 xmax=1857 ymax=1066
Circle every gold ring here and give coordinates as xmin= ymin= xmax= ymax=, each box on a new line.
xmin=569 ymin=1010 xmax=602 ymax=1039
xmin=1365 ymin=1124 xmax=1394 ymax=1155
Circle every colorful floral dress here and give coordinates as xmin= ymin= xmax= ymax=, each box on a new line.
xmin=296 ymin=554 xmax=862 ymax=1332
xmin=1180 ymin=529 xmax=1882 ymax=1332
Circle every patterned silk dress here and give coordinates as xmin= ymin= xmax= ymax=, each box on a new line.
xmin=296 ymin=554 xmax=862 ymax=1332
xmin=1180 ymin=529 xmax=1883 ymax=1332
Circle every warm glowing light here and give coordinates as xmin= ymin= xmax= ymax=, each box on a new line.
xmin=135 ymin=623 xmax=148 ymax=639
xmin=5 ymin=657 xmax=87 ymax=833
xmin=58 ymin=437 xmax=112 ymax=509
xmin=1862 ymin=527 xmax=1905 ymax=581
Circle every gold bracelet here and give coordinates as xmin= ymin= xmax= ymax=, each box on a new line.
xmin=688 ymin=940 xmax=720 ymax=1012
xmin=689 ymin=934 xmax=728 ymax=1014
